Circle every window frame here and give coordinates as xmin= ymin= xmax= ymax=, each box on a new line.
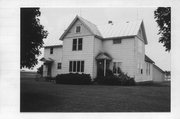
xmin=113 ymin=38 xmax=122 ymax=44
xmin=50 ymin=47 xmax=53 ymax=54
xmin=57 ymin=63 xmax=61 ymax=69
xmin=75 ymin=26 xmax=81 ymax=33
xmin=69 ymin=60 xmax=85 ymax=73
xmin=72 ymin=38 xmax=83 ymax=51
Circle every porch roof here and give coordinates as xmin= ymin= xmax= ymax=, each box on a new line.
xmin=96 ymin=53 xmax=112 ymax=60
xmin=40 ymin=57 xmax=54 ymax=63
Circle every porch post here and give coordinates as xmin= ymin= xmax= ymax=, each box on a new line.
xmin=104 ymin=59 xmax=106 ymax=76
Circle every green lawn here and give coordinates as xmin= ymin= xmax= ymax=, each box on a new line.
xmin=20 ymin=78 xmax=170 ymax=112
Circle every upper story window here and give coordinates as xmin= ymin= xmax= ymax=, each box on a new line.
xmin=72 ymin=38 xmax=83 ymax=51
xmin=57 ymin=63 xmax=61 ymax=69
xmin=75 ymin=26 xmax=81 ymax=33
xmin=50 ymin=48 xmax=53 ymax=54
xmin=113 ymin=38 xmax=121 ymax=44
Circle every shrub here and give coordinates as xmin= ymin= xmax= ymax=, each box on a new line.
xmin=95 ymin=70 xmax=136 ymax=86
xmin=44 ymin=77 xmax=55 ymax=82
xmin=55 ymin=73 xmax=92 ymax=85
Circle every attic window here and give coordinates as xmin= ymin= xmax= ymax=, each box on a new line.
xmin=113 ymin=38 xmax=121 ymax=44
xmin=76 ymin=26 xmax=81 ymax=33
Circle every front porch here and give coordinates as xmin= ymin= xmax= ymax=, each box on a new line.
xmin=40 ymin=57 xmax=54 ymax=77
xmin=96 ymin=52 xmax=112 ymax=77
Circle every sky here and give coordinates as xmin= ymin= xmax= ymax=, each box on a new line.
xmin=27 ymin=7 xmax=171 ymax=71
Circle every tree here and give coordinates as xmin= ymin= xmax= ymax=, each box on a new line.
xmin=154 ymin=7 xmax=171 ymax=52
xmin=21 ymin=8 xmax=48 ymax=68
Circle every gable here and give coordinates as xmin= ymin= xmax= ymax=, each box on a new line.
xmin=137 ymin=22 xmax=148 ymax=44
xmin=138 ymin=27 xmax=144 ymax=40
xmin=64 ymin=19 xmax=92 ymax=38
xmin=59 ymin=16 xmax=102 ymax=40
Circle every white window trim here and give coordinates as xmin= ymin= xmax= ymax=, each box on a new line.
xmin=72 ymin=38 xmax=83 ymax=51
xmin=57 ymin=63 xmax=61 ymax=70
xmin=69 ymin=60 xmax=84 ymax=73
xmin=75 ymin=26 xmax=81 ymax=33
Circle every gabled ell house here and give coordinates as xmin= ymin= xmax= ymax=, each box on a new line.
xmin=41 ymin=15 xmax=165 ymax=82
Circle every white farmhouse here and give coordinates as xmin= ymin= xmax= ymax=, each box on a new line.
xmin=41 ymin=15 xmax=165 ymax=82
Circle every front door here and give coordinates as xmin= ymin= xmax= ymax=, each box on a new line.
xmin=47 ymin=64 xmax=51 ymax=77
xmin=97 ymin=60 xmax=104 ymax=77
xmin=97 ymin=60 xmax=110 ymax=77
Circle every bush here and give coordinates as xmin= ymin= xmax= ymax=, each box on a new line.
xmin=95 ymin=70 xmax=136 ymax=86
xmin=55 ymin=73 xmax=92 ymax=85
xmin=44 ymin=77 xmax=55 ymax=82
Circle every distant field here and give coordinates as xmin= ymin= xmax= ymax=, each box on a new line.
xmin=21 ymin=76 xmax=170 ymax=112
xmin=20 ymin=71 xmax=39 ymax=79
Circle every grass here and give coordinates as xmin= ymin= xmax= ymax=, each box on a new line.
xmin=21 ymin=78 xmax=170 ymax=112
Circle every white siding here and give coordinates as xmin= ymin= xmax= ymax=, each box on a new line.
xmin=102 ymin=37 xmax=135 ymax=77
xmin=65 ymin=20 xmax=92 ymax=38
xmin=62 ymin=36 xmax=94 ymax=77
xmin=134 ymin=36 xmax=146 ymax=82
xmin=144 ymin=62 xmax=153 ymax=81
xmin=93 ymin=37 xmax=103 ymax=78
xmin=62 ymin=19 xmax=95 ymax=78
xmin=153 ymin=65 xmax=165 ymax=82
xmin=43 ymin=47 xmax=63 ymax=77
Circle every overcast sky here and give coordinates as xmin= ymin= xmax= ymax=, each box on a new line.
xmin=32 ymin=7 xmax=170 ymax=71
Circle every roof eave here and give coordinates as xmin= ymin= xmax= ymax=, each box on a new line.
xmin=103 ymin=35 xmax=135 ymax=40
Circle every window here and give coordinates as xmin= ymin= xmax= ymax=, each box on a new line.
xmin=73 ymin=61 xmax=76 ymax=72
xmin=72 ymin=39 xmax=77 ymax=51
xmin=57 ymin=63 xmax=61 ymax=69
xmin=113 ymin=38 xmax=121 ymax=44
xmin=76 ymin=26 xmax=81 ymax=33
xmin=50 ymin=48 xmax=53 ymax=54
xmin=146 ymin=63 xmax=150 ymax=75
xmin=69 ymin=60 xmax=84 ymax=73
xmin=72 ymin=38 xmax=83 ymax=51
xmin=140 ymin=63 xmax=143 ymax=74
xmin=69 ymin=61 xmax=72 ymax=72
xmin=138 ymin=62 xmax=143 ymax=74
xmin=113 ymin=62 xmax=121 ymax=74
xmin=78 ymin=38 xmax=83 ymax=50
xmin=77 ymin=61 xmax=80 ymax=72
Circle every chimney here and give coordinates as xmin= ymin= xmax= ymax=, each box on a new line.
xmin=108 ymin=20 xmax=113 ymax=25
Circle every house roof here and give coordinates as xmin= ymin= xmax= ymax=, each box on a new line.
xmin=59 ymin=16 xmax=148 ymax=44
xmin=153 ymin=64 xmax=164 ymax=73
xmin=78 ymin=16 xmax=102 ymax=37
xmin=96 ymin=52 xmax=112 ymax=60
xmin=40 ymin=57 xmax=54 ymax=63
xmin=145 ymin=55 xmax=155 ymax=63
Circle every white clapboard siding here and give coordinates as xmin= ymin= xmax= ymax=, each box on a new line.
xmin=43 ymin=47 xmax=63 ymax=77
xmin=134 ymin=36 xmax=146 ymax=82
xmin=93 ymin=37 xmax=103 ymax=78
xmin=102 ymin=37 xmax=135 ymax=78
xmin=153 ymin=64 xmax=165 ymax=82
xmin=64 ymin=19 xmax=92 ymax=39
xmin=62 ymin=36 xmax=94 ymax=77
xmin=61 ymin=19 xmax=94 ymax=77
